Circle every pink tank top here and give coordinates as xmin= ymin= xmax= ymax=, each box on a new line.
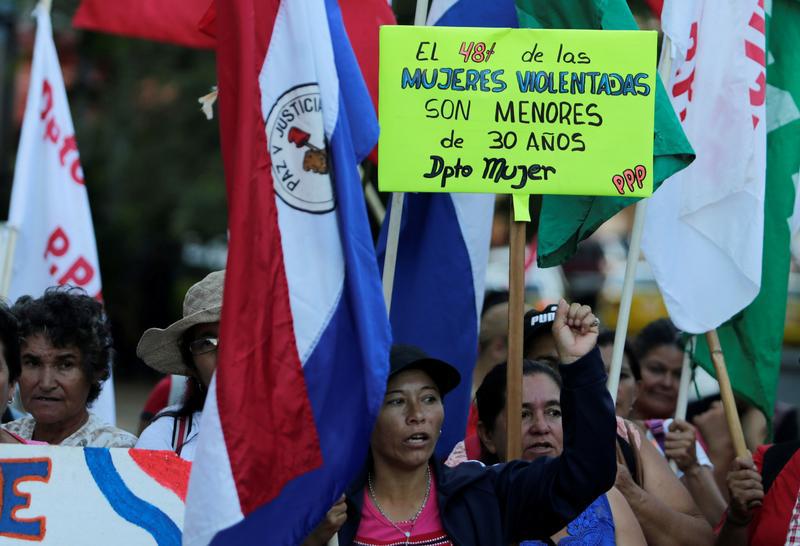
xmin=355 ymin=474 xmax=453 ymax=545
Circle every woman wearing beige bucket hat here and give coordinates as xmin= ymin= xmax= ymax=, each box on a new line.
xmin=135 ymin=270 xmax=223 ymax=460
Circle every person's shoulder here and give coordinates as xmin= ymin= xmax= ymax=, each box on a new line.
xmin=435 ymin=457 xmax=492 ymax=494
xmin=71 ymin=414 xmax=138 ymax=448
xmin=135 ymin=410 xmax=181 ymax=450
xmin=444 ymin=440 xmax=469 ymax=467
xmin=2 ymin=416 xmax=35 ymax=439
xmin=90 ymin=427 xmax=138 ymax=448
xmin=151 ymin=404 xmax=184 ymax=419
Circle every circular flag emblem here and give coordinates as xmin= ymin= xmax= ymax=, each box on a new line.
xmin=265 ymin=83 xmax=335 ymax=214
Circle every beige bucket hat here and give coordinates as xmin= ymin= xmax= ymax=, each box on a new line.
xmin=136 ymin=270 xmax=224 ymax=376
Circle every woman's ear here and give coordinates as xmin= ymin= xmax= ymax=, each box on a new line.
xmin=477 ymin=420 xmax=497 ymax=455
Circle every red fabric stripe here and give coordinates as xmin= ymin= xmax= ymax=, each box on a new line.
xmin=72 ymin=0 xmax=215 ymax=49
xmin=685 ymin=23 xmax=698 ymax=62
xmin=749 ymin=12 xmax=766 ymax=34
xmin=671 ymin=69 xmax=695 ymax=102
xmin=215 ymin=0 xmax=323 ymax=515
xmin=339 ymin=0 xmax=395 ymax=164
xmin=643 ymin=0 xmax=663 ymax=17
xmin=745 ymin=41 xmax=766 ymax=67
xmin=750 ymin=71 xmax=766 ymax=107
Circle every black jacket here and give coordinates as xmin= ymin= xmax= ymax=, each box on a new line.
xmin=338 ymin=347 xmax=617 ymax=545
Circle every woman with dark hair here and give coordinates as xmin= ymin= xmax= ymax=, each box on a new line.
xmin=632 ymin=318 xmax=726 ymax=527
xmin=472 ymin=359 xmax=646 ymax=545
xmin=4 ymin=288 xmax=135 ymax=447
xmin=135 ymin=270 xmax=223 ymax=460
xmin=305 ymin=300 xmax=618 ymax=546
xmin=632 ymin=318 xmax=683 ymax=420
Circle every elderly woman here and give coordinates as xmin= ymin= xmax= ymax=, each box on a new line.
xmin=3 ymin=288 xmax=135 ymax=447
xmin=306 ymin=300 xmax=617 ymax=546
xmin=135 ymin=270 xmax=222 ymax=460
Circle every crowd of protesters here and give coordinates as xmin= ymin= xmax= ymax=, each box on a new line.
xmin=0 ymin=271 xmax=798 ymax=545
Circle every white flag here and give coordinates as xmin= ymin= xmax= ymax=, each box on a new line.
xmin=642 ymin=0 xmax=767 ymax=334
xmin=6 ymin=5 xmax=115 ymax=424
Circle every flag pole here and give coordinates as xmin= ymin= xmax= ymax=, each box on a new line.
xmin=381 ymin=193 xmax=404 ymax=314
xmin=607 ymin=36 xmax=673 ymax=401
xmin=674 ymin=336 xmax=694 ymax=421
xmin=506 ymin=204 xmax=526 ymax=460
xmin=606 ymin=199 xmax=647 ymax=402
xmin=704 ymin=330 xmax=748 ymax=457
xmin=380 ymin=0 xmax=430 ymax=315
xmin=364 ymin=180 xmax=386 ymax=224
xmin=669 ymin=335 xmax=694 ymax=472
xmin=0 ymin=224 xmax=17 ymax=299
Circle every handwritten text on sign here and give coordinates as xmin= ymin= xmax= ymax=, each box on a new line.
xmin=378 ymin=27 xmax=656 ymax=196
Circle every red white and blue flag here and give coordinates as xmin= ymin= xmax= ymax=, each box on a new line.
xmin=182 ymin=0 xmax=391 ymax=543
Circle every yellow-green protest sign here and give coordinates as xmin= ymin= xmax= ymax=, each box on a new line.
xmin=378 ymin=26 xmax=656 ymax=197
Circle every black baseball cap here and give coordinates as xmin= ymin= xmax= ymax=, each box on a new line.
xmin=389 ymin=344 xmax=461 ymax=396
xmin=523 ymin=303 xmax=559 ymax=351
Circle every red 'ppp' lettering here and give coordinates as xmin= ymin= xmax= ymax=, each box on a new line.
xmin=612 ymin=165 xmax=647 ymax=195
xmin=44 ymin=227 xmax=69 ymax=259
xmin=58 ymin=257 xmax=95 ymax=287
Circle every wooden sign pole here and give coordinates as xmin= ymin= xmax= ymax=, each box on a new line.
xmin=506 ymin=210 xmax=526 ymax=461
xmin=704 ymin=330 xmax=748 ymax=457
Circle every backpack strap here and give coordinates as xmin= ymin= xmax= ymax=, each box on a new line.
xmin=171 ymin=415 xmax=191 ymax=456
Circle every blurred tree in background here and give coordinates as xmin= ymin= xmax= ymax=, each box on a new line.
xmin=2 ymin=0 xmax=225 ymax=379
